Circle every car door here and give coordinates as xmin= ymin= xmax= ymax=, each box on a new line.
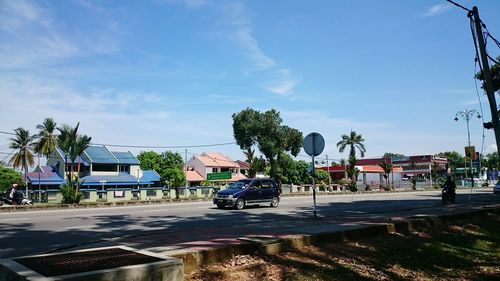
xmin=261 ymin=180 xmax=276 ymax=200
xmin=245 ymin=180 xmax=262 ymax=203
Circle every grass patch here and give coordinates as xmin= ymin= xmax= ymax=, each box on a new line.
xmin=187 ymin=211 xmax=500 ymax=281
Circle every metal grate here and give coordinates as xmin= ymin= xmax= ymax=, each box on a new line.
xmin=14 ymin=248 xmax=165 ymax=277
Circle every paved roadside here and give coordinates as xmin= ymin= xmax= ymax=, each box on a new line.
xmin=63 ymin=199 xmax=500 ymax=273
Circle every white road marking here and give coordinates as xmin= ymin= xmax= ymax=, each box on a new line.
xmin=64 ymin=225 xmax=95 ymax=230
xmin=0 ymin=218 xmax=29 ymax=222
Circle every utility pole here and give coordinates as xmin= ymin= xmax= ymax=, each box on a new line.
xmin=184 ymin=149 xmax=188 ymax=188
xmin=470 ymin=7 xmax=500 ymax=156
xmin=326 ymin=154 xmax=331 ymax=189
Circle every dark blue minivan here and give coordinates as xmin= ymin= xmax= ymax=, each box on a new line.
xmin=213 ymin=178 xmax=280 ymax=210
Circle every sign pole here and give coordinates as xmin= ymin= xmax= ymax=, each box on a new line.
xmin=304 ymin=132 xmax=324 ymax=219
xmin=312 ymin=155 xmax=316 ymax=218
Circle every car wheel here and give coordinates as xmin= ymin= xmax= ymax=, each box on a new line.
xmin=235 ymin=198 xmax=245 ymax=210
xmin=270 ymin=196 xmax=280 ymax=208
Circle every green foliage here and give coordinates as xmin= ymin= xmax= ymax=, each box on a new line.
xmin=248 ymin=156 xmax=266 ymax=178
xmin=315 ymin=169 xmax=330 ymax=185
xmin=60 ymin=183 xmax=82 ymax=204
xmin=437 ymin=151 xmax=464 ymax=171
xmin=232 ymin=108 xmax=303 ymax=186
xmin=475 ymin=55 xmax=500 ymax=93
xmin=337 ymin=131 xmax=366 ymax=159
xmin=318 ymin=182 xmax=327 ymax=191
xmin=34 ymin=117 xmax=58 ymax=159
xmin=383 ymin=152 xmax=405 ymax=159
xmin=163 ymin=168 xmax=186 ymax=199
xmin=378 ymin=161 xmax=393 ymax=187
xmin=347 ymin=181 xmax=358 ymax=192
xmin=483 ymin=152 xmax=499 ymax=170
xmin=0 ymin=167 xmax=24 ymax=193
xmin=9 ymin=127 xmax=36 ymax=175
xmin=137 ymin=151 xmax=164 ymax=171
xmin=137 ymin=150 xmax=185 ymax=185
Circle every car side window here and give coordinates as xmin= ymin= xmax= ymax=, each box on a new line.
xmin=261 ymin=180 xmax=273 ymax=189
xmin=251 ymin=181 xmax=261 ymax=189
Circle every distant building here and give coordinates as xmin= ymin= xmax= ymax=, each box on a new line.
xmin=185 ymin=152 xmax=246 ymax=185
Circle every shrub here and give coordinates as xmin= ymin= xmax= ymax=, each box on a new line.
xmin=347 ymin=181 xmax=358 ymax=192
xmin=364 ymin=184 xmax=372 ymax=192
xmin=383 ymin=185 xmax=392 ymax=191
xmin=60 ymin=184 xmax=82 ymax=204
xmin=319 ymin=182 xmax=327 ymax=191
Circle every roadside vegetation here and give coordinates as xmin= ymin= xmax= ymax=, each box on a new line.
xmin=187 ymin=211 xmax=500 ymax=281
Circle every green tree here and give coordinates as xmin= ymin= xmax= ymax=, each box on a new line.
xmin=248 ymin=156 xmax=266 ymax=178
xmin=56 ymin=122 xmax=91 ymax=203
xmin=437 ymin=151 xmax=464 ymax=171
xmin=475 ymin=55 xmax=500 ymax=93
xmin=34 ymin=117 xmax=58 ymax=159
xmin=162 ymin=151 xmax=184 ymax=169
xmin=483 ymin=152 xmax=499 ymax=170
xmin=137 ymin=151 xmax=164 ymax=172
xmin=9 ymin=127 xmax=36 ymax=197
xmin=383 ymin=152 xmax=405 ymax=159
xmin=232 ymin=108 xmax=303 ymax=186
xmin=163 ymin=168 xmax=186 ymax=199
xmin=337 ymin=131 xmax=366 ymax=182
xmin=315 ymin=169 xmax=330 ymax=185
xmin=337 ymin=130 xmax=366 ymax=159
xmin=379 ymin=161 xmax=393 ymax=188
xmin=137 ymin=150 xmax=186 ymax=198
xmin=0 ymin=166 xmax=24 ymax=193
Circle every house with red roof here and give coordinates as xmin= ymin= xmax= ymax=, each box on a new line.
xmin=185 ymin=152 xmax=246 ymax=185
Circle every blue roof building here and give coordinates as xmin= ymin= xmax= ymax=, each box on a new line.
xmin=38 ymin=145 xmax=160 ymax=189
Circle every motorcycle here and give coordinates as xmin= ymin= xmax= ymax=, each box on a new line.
xmin=441 ymin=187 xmax=456 ymax=205
xmin=0 ymin=191 xmax=33 ymax=206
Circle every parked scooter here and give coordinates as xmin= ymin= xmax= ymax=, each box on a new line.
xmin=0 ymin=191 xmax=33 ymax=205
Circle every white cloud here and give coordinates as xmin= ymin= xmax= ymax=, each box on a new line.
xmin=0 ymin=0 xmax=120 ymax=70
xmin=461 ymin=99 xmax=480 ymax=106
xmin=485 ymin=144 xmax=497 ymax=154
xmin=424 ymin=4 xmax=452 ymax=17
xmin=158 ymin=0 xmax=207 ymax=9
xmin=266 ymin=79 xmax=298 ymax=95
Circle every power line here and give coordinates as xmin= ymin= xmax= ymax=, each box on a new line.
xmin=445 ymin=0 xmax=470 ymax=13
xmin=0 ymin=130 xmax=15 ymax=136
xmin=90 ymin=141 xmax=237 ymax=149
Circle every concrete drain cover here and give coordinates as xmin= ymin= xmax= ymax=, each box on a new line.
xmin=14 ymin=247 xmax=164 ymax=277
xmin=0 ymin=246 xmax=183 ymax=281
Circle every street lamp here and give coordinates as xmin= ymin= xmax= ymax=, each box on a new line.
xmin=455 ymin=109 xmax=481 ymax=187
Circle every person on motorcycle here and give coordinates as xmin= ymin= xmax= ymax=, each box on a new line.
xmin=441 ymin=175 xmax=456 ymax=204
xmin=9 ymin=183 xmax=18 ymax=200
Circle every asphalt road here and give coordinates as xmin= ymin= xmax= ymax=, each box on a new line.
xmin=0 ymin=189 xmax=498 ymax=259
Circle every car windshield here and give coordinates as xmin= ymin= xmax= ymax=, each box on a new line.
xmin=228 ymin=180 xmax=253 ymax=189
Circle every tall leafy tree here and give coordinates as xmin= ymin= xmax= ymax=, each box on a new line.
xmin=71 ymin=134 xmax=92 ymax=193
xmin=437 ymin=151 xmax=464 ymax=171
xmin=137 ymin=150 xmax=185 ymax=198
xmin=0 ymin=166 xmax=25 ymax=193
xmin=34 ymin=117 xmax=58 ymax=159
xmin=9 ymin=127 xmax=36 ymax=197
xmin=232 ymin=108 xmax=303 ymax=186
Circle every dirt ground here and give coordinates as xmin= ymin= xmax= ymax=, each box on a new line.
xmin=186 ymin=211 xmax=500 ymax=281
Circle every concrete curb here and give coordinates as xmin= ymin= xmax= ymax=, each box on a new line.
xmin=172 ymin=205 xmax=500 ymax=274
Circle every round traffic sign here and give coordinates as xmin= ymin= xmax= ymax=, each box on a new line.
xmin=303 ymin=132 xmax=325 ymax=157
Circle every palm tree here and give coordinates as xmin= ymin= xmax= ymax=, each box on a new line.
xmin=57 ymin=123 xmax=81 ymax=186
xmin=379 ymin=161 xmax=393 ymax=188
xmin=337 ymin=130 xmax=366 ymax=158
xmin=71 ymin=135 xmax=92 ymax=193
xmin=9 ymin=128 xmax=36 ymax=197
xmin=408 ymin=160 xmax=418 ymax=190
xmin=34 ymin=117 xmax=58 ymax=159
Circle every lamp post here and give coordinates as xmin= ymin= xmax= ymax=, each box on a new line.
xmin=455 ymin=109 xmax=481 ymax=187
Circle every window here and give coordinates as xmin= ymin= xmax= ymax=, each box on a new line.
xmin=93 ymin=164 xmax=117 ymax=172
xmin=261 ymin=180 xmax=274 ymax=189
xmin=146 ymin=190 xmax=156 ymax=197
xmin=119 ymin=165 xmax=130 ymax=172
xmin=114 ymin=190 xmax=125 ymax=198
xmin=82 ymin=191 xmax=90 ymax=199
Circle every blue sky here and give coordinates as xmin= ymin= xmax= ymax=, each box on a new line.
xmin=1 ymin=0 xmax=500 ymax=164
